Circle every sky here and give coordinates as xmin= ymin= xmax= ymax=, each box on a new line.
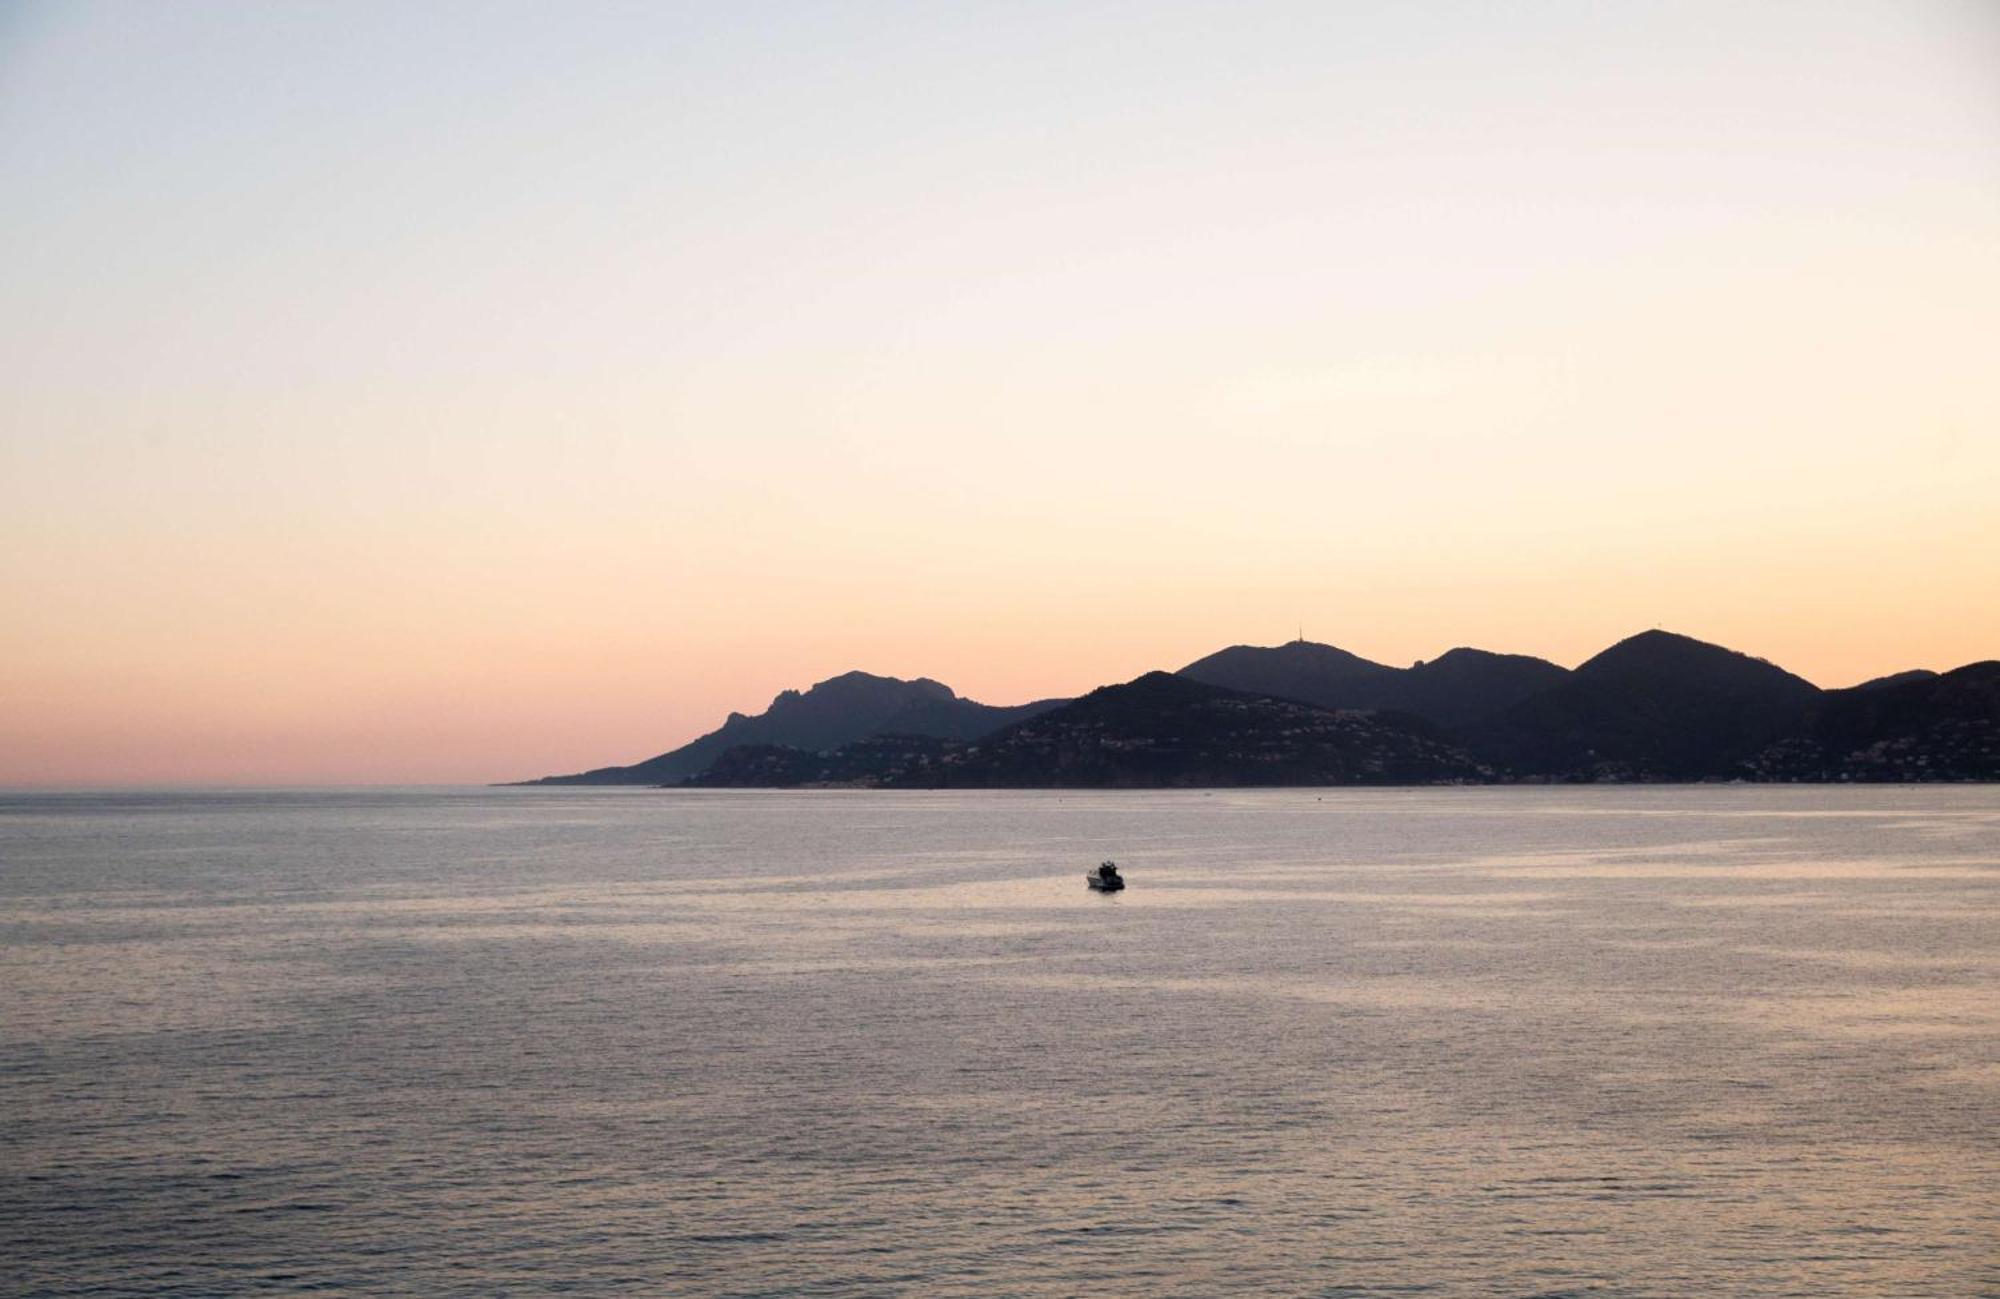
xmin=2 ymin=0 xmax=1996 ymax=785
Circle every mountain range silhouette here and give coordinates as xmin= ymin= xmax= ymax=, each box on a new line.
xmin=523 ymin=630 xmax=1998 ymax=786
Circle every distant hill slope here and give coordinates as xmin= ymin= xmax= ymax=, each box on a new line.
xmin=1464 ymin=630 xmax=1822 ymax=779
xmin=523 ymin=671 xmax=1066 ymax=785
xmin=688 ymin=672 xmax=1490 ymax=788
xmin=1395 ymin=648 xmax=1574 ymax=728
xmin=527 ymin=633 xmax=1997 ymax=788
xmin=1853 ymin=669 xmax=1940 ymax=691
xmin=1180 ymin=641 xmax=1402 ymax=708
xmin=1748 ymin=661 xmax=2000 ymax=781
xmin=1178 ymin=640 xmax=1568 ymax=727
xmin=684 ymin=734 xmax=959 ymax=789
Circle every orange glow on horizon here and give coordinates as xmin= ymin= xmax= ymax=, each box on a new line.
xmin=3 ymin=4 xmax=1996 ymax=784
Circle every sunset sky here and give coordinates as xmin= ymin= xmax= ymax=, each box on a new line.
xmin=3 ymin=1 xmax=1996 ymax=785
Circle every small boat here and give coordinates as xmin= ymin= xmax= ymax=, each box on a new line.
xmin=1086 ymin=860 xmax=1125 ymax=892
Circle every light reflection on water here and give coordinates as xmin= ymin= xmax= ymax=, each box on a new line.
xmin=1 ymin=786 xmax=1996 ymax=1297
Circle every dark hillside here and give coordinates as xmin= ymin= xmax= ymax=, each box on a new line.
xmin=1748 ymin=661 xmax=2000 ymax=781
xmin=1396 ymin=648 xmax=1572 ymax=728
xmin=1179 ymin=641 xmax=1401 ymax=709
xmin=1465 ymin=630 xmax=1821 ymax=779
xmin=685 ymin=673 xmax=1489 ymax=788
xmin=525 ymin=671 xmax=1064 ymax=784
xmin=931 ymin=672 xmax=1487 ymax=787
xmin=1179 ymin=639 xmax=1567 ymax=728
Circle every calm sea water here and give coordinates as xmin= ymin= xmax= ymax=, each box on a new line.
xmin=2 ymin=787 xmax=1996 ymax=1297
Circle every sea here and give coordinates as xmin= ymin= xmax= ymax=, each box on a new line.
xmin=1 ymin=786 xmax=1995 ymax=1298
